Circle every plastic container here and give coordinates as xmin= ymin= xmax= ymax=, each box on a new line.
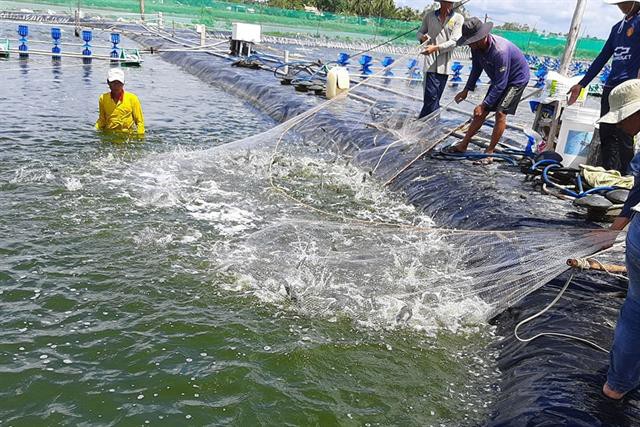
xmin=326 ymin=67 xmax=350 ymax=99
xmin=545 ymin=71 xmax=587 ymax=104
xmin=556 ymin=107 xmax=600 ymax=168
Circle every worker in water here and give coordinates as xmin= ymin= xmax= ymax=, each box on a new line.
xmin=600 ymin=79 xmax=640 ymax=400
xmin=416 ymin=0 xmax=464 ymax=119
xmin=567 ymin=0 xmax=640 ymax=175
xmin=448 ymin=17 xmax=530 ymax=164
xmin=96 ymin=68 xmax=145 ymax=136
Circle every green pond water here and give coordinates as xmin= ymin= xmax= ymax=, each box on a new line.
xmin=0 ymin=25 xmax=499 ymax=426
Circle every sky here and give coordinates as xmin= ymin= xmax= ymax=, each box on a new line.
xmin=394 ymin=0 xmax=625 ymax=38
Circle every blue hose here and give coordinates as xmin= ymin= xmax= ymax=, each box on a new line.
xmin=542 ymin=164 xmax=618 ymax=198
xmin=531 ymin=159 xmax=561 ymax=171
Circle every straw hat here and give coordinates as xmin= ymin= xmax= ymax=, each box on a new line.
xmin=597 ymin=80 xmax=640 ymax=124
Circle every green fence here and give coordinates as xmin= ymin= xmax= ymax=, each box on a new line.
xmin=495 ymin=30 xmax=605 ymax=59
xmin=5 ymin=0 xmax=606 ymax=58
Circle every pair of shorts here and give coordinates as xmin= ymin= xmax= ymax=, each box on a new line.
xmin=485 ymin=85 xmax=526 ymax=115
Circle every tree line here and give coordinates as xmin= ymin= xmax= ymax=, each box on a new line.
xmin=258 ymin=0 xmax=425 ymax=21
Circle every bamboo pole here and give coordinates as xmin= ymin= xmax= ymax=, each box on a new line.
xmin=567 ymin=258 xmax=627 ymax=274
xmin=559 ymin=0 xmax=587 ymax=76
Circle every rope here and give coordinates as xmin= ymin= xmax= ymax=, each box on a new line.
xmin=515 ymin=244 xmax=629 ymax=354
xmin=514 ymin=272 xmax=611 ymax=353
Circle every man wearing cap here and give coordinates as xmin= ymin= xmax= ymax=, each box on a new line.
xmin=96 ymin=68 xmax=145 ymax=136
xmin=568 ymin=0 xmax=640 ymax=175
xmin=448 ymin=17 xmax=530 ymax=162
xmin=416 ymin=0 xmax=464 ymax=119
xmin=596 ymin=79 xmax=640 ymax=400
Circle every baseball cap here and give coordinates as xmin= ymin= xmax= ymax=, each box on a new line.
xmin=107 ymin=68 xmax=125 ymax=84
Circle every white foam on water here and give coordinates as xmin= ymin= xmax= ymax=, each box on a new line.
xmin=76 ymin=140 xmax=489 ymax=334
xmin=10 ymin=166 xmax=56 ymax=184
xmin=216 ymin=220 xmax=492 ymax=335
xmin=132 ymin=227 xmax=174 ymax=247
xmin=64 ymin=177 xmax=83 ymax=191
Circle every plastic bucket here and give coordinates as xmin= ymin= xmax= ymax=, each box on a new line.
xmin=556 ymin=107 xmax=600 ymax=168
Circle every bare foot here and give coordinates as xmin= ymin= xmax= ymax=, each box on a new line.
xmin=603 ymin=383 xmax=625 ymax=400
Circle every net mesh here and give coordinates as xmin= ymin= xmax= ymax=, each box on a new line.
xmin=187 ymin=27 xmax=620 ymax=323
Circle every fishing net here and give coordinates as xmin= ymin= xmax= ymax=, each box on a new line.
xmin=90 ymin=24 xmax=617 ymax=330
xmin=187 ymin=32 xmax=619 ymax=325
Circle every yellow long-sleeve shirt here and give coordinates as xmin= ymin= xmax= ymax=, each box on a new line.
xmin=95 ymin=91 xmax=145 ymax=135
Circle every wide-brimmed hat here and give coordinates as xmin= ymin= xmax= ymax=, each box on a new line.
xmin=597 ymin=79 xmax=640 ymax=124
xmin=107 ymin=67 xmax=125 ymax=84
xmin=457 ymin=17 xmax=494 ymax=46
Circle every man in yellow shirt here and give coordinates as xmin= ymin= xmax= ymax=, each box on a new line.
xmin=96 ymin=68 xmax=145 ymax=136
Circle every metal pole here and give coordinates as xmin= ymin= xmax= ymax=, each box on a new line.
xmin=74 ymin=0 xmax=80 ymax=37
xmin=283 ymin=50 xmax=289 ymax=75
xmin=559 ymin=0 xmax=587 ymax=76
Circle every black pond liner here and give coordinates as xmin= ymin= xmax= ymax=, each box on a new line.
xmin=126 ymin=27 xmax=638 ymax=425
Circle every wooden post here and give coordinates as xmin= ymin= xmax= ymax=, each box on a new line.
xmin=559 ymin=0 xmax=587 ymax=76
xmin=140 ymin=0 xmax=145 ymax=21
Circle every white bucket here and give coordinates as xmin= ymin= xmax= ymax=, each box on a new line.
xmin=326 ymin=67 xmax=350 ymax=99
xmin=556 ymin=107 xmax=600 ymax=169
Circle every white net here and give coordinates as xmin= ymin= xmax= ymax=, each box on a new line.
xmin=136 ymin=25 xmax=621 ymax=328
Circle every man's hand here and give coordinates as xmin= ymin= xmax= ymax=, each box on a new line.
xmin=422 ymin=45 xmax=439 ymax=56
xmin=567 ymin=84 xmax=584 ymax=106
xmin=455 ymin=90 xmax=468 ymax=104
xmin=611 ymin=216 xmax=631 ymax=231
xmin=420 ymin=34 xmax=430 ymax=44
xmin=474 ymin=103 xmax=486 ymax=118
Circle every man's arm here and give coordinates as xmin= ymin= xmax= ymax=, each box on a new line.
xmin=578 ymin=28 xmax=615 ymax=87
xmin=464 ymin=53 xmax=483 ymax=93
xmin=132 ymin=96 xmax=145 ymax=135
xmin=612 ymin=154 xmax=640 ymax=229
xmin=95 ymin=95 xmax=106 ymax=130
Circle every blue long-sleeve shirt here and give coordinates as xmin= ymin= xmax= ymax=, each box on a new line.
xmin=464 ymin=35 xmax=531 ymax=108
xmin=578 ymin=12 xmax=640 ymax=89
xmin=622 ymin=153 xmax=640 ymax=218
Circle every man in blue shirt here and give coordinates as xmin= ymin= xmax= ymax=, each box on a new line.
xmin=568 ymin=0 xmax=640 ymax=175
xmin=597 ymin=79 xmax=640 ymax=400
xmin=448 ymin=17 xmax=531 ymax=163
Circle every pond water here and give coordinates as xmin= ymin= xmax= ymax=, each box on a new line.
xmin=0 ymin=24 xmax=499 ymax=426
